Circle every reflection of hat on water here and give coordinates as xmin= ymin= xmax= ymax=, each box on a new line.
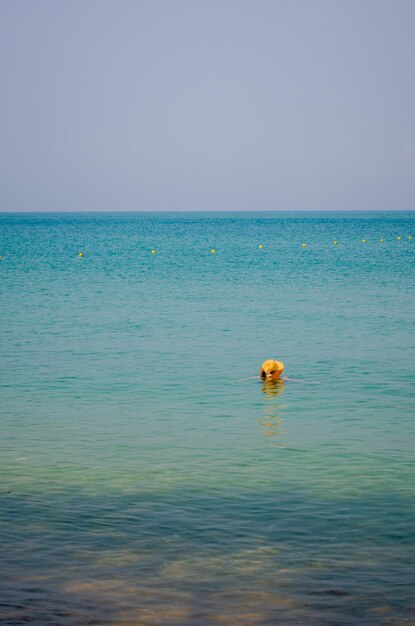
xmin=260 ymin=359 xmax=285 ymax=381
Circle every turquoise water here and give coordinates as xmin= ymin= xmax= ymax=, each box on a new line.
xmin=0 ymin=211 xmax=414 ymax=625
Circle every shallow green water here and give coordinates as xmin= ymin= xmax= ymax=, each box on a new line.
xmin=1 ymin=212 xmax=414 ymax=625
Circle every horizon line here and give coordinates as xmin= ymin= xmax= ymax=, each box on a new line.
xmin=1 ymin=209 xmax=414 ymax=214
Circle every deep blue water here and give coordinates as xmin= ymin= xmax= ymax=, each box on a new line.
xmin=0 ymin=211 xmax=414 ymax=625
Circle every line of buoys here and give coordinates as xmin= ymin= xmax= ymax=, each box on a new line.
xmin=3 ymin=238 xmax=414 ymax=263
xmin=69 ymin=237 xmax=413 ymax=258
xmin=298 ymin=237 xmax=413 ymax=247
xmin=294 ymin=237 xmax=412 ymax=248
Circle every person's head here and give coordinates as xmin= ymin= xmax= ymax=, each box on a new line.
xmin=260 ymin=359 xmax=284 ymax=381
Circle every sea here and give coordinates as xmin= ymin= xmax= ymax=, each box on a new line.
xmin=0 ymin=211 xmax=414 ymax=626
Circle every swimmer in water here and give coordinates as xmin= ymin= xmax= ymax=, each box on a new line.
xmin=260 ymin=359 xmax=286 ymax=382
xmin=232 ymin=359 xmax=319 ymax=384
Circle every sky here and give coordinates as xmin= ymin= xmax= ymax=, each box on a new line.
xmin=0 ymin=0 xmax=414 ymax=212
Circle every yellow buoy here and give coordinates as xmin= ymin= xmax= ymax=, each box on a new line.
xmin=151 ymin=249 xmax=156 ymax=254
xmin=380 ymin=239 xmax=384 ymax=243
xmin=301 ymin=243 xmax=307 ymax=248
xmin=211 ymin=249 xmax=215 ymax=254
xmin=397 ymin=236 xmax=401 ymax=241
xmin=78 ymin=252 xmax=84 ymax=257
xmin=333 ymin=241 xmax=338 ymax=246
xmin=361 ymin=240 xmax=366 ymax=244
xmin=409 ymin=235 xmax=413 ymax=240
xmin=259 ymin=245 xmax=263 ymax=249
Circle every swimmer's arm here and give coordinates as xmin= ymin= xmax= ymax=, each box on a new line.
xmin=233 ymin=375 xmax=305 ymax=383
xmin=281 ymin=375 xmax=320 ymax=384
xmin=232 ymin=375 xmax=320 ymax=384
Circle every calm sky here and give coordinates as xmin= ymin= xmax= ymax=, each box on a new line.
xmin=0 ymin=0 xmax=414 ymax=212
